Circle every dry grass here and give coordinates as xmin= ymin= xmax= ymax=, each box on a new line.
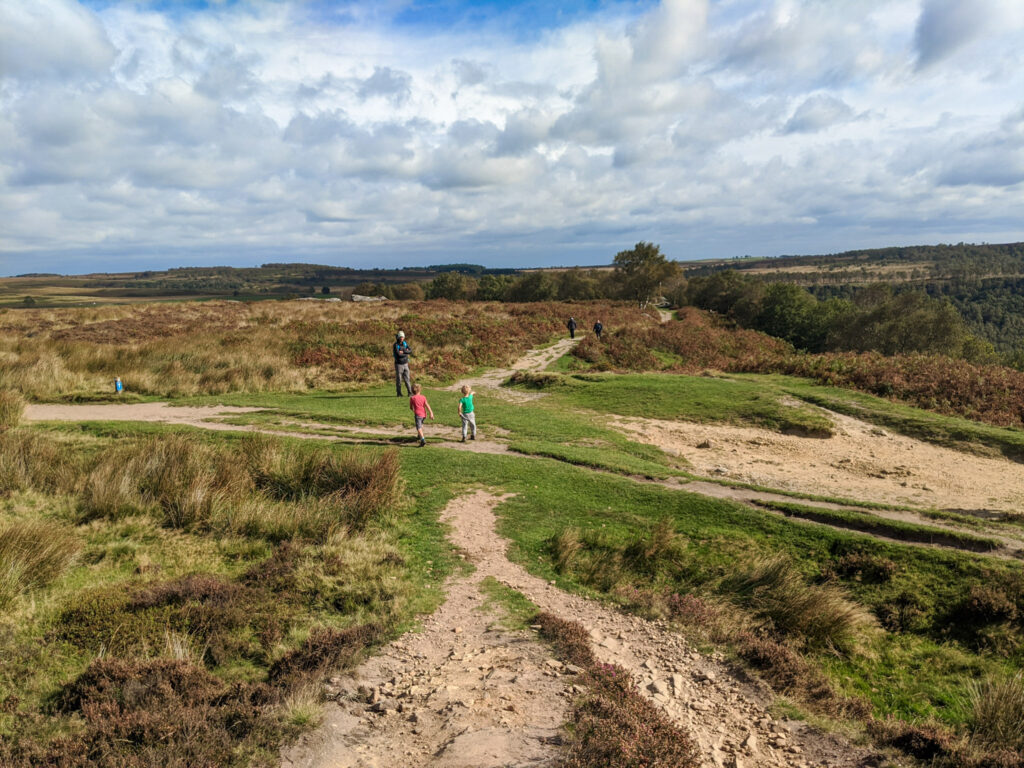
xmin=72 ymin=434 xmax=401 ymax=539
xmin=0 ymin=431 xmax=81 ymax=495
xmin=0 ymin=299 xmax=652 ymax=400
xmin=0 ymin=518 xmax=80 ymax=608
xmin=0 ymin=389 xmax=23 ymax=431
xmin=969 ymin=671 xmax=1024 ymax=753
xmin=723 ymin=555 xmax=872 ymax=652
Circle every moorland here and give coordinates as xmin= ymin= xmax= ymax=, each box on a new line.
xmin=1 ymin=263 xmax=1023 ymax=767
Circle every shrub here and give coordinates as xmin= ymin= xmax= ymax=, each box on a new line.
xmin=534 ymin=611 xmax=596 ymax=669
xmin=960 ymin=584 xmax=1018 ymax=624
xmin=268 ymin=624 xmax=379 ymax=691
xmin=0 ymin=389 xmax=23 ymax=432
xmin=0 ymin=519 xmax=80 ymax=607
xmin=44 ymin=657 xmax=269 ymax=768
xmin=875 ymin=590 xmax=928 ymax=634
xmin=737 ymin=633 xmax=870 ymax=718
xmin=664 ymin=592 xmax=718 ymax=626
xmin=564 ymin=663 xmax=700 ymax=768
xmin=822 ymin=552 xmax=898 ymax=584
xmin=869 ymin=717 xmax=955 ymax=761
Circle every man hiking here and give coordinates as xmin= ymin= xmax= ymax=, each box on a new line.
xmin=567 ymin=316 xmax=577 ymax=339
xmin=593 ymin=320 xmax=603 ymax=340
xmin=393 ymin=331 xmax=413 ymax=397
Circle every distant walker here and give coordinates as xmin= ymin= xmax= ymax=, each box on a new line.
xmin=393 ymin=331 xmax=413 ymax=397
xmin=567 ymin=317 xmax=577 ymax=339
xmin=593 ymin=320 xmax=603 ymax=340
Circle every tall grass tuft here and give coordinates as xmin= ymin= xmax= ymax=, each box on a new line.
xmin=0 ymin=431 xmax=80 ymax=495
xmin=969 ymin=672 xmax=1024 ymax=753
xmin=242 ymin=437 xmax=402 ymax=533
xmin=0 ymin=519 xmax=80 ymax=607
xmin=723 ymin=555 xmax=871 ymax=652
xmin=0 ymin=389 xmax=24 ymax=432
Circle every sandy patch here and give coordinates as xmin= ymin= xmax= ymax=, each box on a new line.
xmin=611 ymin=410 xmax=1024 ymax=514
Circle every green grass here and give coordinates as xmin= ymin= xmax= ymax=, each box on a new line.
xmin=508 ymin=439 xmax=686 ymax=478
xmin=510 ymin=372 xmax=834 ymax=436
xmin=757 ymin=501 xmax=1004 ymax=553
xmin=478 ymin=576 xmax=538 ymax=630
xmin=391 ymin=447 xmax=1023 ymax=728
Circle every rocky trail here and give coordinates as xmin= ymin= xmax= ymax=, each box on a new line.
xmin=282 ymin=492 xmax=872 ymax=768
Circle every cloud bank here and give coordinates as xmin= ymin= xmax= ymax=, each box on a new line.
xmin=1 ymin=0 xmax=1023 ymax=272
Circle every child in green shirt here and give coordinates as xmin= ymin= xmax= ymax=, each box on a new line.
xmin=458 ymin=385 xmax=477 ymax=442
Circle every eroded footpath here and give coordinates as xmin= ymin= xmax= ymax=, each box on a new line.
xmin=283 ymin=492 xmax=871 ymax=768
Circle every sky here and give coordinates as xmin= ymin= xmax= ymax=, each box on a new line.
xmin=2 ymin=0 xmax=1024 ymax=275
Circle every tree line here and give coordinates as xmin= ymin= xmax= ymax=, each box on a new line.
xmin=356 ymin=242 xmax=682 ymax=308
xmin=684 ymin=271 xmax=996 ymax=363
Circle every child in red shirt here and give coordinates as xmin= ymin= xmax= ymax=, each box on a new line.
xmin=409 ymin=383 xmax=434 ymax=447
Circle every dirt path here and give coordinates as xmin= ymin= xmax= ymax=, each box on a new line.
xmin=611 ymin=410 xmax=1024 ymax=516
xmin=282 ymin=493 xmax=571 ymax=768
xmin=445 ymin=337 xmax=578 ymax=400
xmin=284 ymin=492 xmax=869 ymax=768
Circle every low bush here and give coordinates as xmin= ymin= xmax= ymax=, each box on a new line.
xmin=0 ymin=519 xmax=80 ymax=607
xmin=826 ymin=552 xmax=898 ymax=584
xmin=571 ymin=307 xmax=1024 ymax=431
xmin=39 ymin=657 xmax=271 ymax=768
xmin=534 ymin=611 xmax=596 ymax=669
xmin=562 ymin=662 xmax=701 ymax=768
xmin=533 ymin=612 xmax=699 ymax=768
xmin=737 ymin=633 xmax=870 ymax=718
xmin=268 ymin=624 xmax=380 ymax=691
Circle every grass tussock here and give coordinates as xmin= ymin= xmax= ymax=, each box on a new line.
xmin=552 ymin=525 xmax=870 ymax=654
xmin=969 ymin=672 xmax=1024 ymax=754
xmin=723 ymin=555 xmax=872 ymax=653
xmin=0 ymin=431 xmax=81 ymax=495
xmin=0 ymin=389 xmax=24 ymax=432
xmin=71 ymin=434 xmax=402 ymax=540
xmin=0 ymin=519 xmax=80 ymax=607
xmin=534 ymin=612 xmax=699 ymax=768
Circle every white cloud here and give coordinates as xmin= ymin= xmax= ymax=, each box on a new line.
xmin=782 ymin=94 xmax=857 ymax=134
xmin=0 ymin=0 xmax=115 ymax=80
xmin=1 ymin=0 xmax=1023 ymax=271
xmin=914 ymin=0 xmax=998 ymax=71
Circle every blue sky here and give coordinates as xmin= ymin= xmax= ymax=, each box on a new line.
xmin=2 ymin=0 xmax=1024 ymax=275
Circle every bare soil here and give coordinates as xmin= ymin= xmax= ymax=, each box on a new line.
xmin=611 ymin=409 xmax=1024 ymax=516
xmin=283 ymin=492 xmax=871 ymax=768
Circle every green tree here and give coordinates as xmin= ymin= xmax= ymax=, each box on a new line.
xmin=476 ymin=274 xmax=514 ymax=301
xmin=556 ymin=268 xmax=600 ymax=300
xmin=426 ymin=271 xmax=467 ymax=300
xmin=613 ymin=242 xmax=681 ymax=308
xmin=321 ymin=285 xmax=331 ymax=294
xmin=391 ymin=282 xmax=425 ymax=300
xmin=507 ymin=272 xmax=558 ymax=302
